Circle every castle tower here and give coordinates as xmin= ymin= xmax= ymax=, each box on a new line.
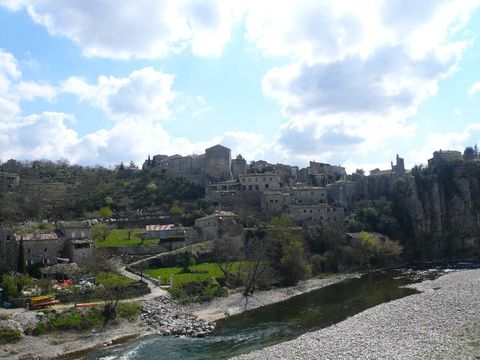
xmin=204 ymin=144 xmax=233 ymax=181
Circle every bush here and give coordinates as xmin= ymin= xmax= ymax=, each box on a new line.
xmin=170 ymin=278 xmax=227 ymax=303
xmin=33 ymin=308 xmax=103 ymax=334
xmin=117 ymin=302 xmax=141 ymax=322
xmin=0 ymin=326 xmax=21 ymax=344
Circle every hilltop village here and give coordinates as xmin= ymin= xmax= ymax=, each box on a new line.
xmin=1 ymin=143 xmax=480 ymax=358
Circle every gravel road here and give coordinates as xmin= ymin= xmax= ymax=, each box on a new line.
xmin=234 ymin=269 xmax=480 ymax=360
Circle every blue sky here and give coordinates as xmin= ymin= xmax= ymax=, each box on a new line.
xmin=1 ymin=0 xmax=480 ymax=173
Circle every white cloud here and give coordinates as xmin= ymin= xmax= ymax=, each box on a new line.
xmin=468 ymin=82 xmax=480 ymax=96
xmin=408 ymin=122 xmax=480 ymax=164
xmin=0 ymin=49 xmax=57 ymax=122
xmin=0 ymin=50 xmax=266 ymax=166
xmin=245 ymin=0 xmax=478 ymax=62
xmin=1 ymin=0 xmax=246 ymax=59
xmin=247 ymin=0 xmax=479 ymax=163
xmin=62 ymin=67 xmax=176 ymax=121
xmin=17 ymin=81 xmax=57 ymax=102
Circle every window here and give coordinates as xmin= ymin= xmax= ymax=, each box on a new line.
xmin=265 ymin=184 xmax=269 ymax=189
xmin=303 ymin=209 xmax=306 ymax=213
xmin=270 ymin=200 xmax=273 ymax=203
xmin=27 ymin=249 xmax=31 ymax=254
xmin=44 ymin=248 xmax=47 ymax=252
xmin=255 ymin=185 xmax=259 ymax=190
xmin=248 ymin=185 xmax=252 ymax=191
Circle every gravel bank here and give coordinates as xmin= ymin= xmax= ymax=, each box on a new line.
xmin=234 ymin=269 xmax=480 ymax=360
xmin=185 ymin=273 xmax=359 ymax=322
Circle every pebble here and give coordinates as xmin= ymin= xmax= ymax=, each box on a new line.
xmin=234 ymin=269 xmax=480 ymax=360
xmin=140 ymin=297 xmax=215 ymax=338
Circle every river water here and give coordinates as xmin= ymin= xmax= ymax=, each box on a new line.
xmin=91 ymin=269 xmax=444 ymax=360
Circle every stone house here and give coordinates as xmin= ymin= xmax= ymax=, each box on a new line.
xmin=0 ymin=172 xmax=20 ymax=190
xmin=231 ymin=155 xmax=248 ymax=179
xmin=239 ymin=173 xmax=281 ymax=192
xmin=289 ymin=204 xmax=343 ymax=223
xmin=261 ymin=186 xmax=342 ymax=223
xmin=0 ymin=221 xmax=93 ymax=271
xmin=16 ymin=232 xmax=62 ymax=267
xmin=327 ymin=180 xmax=356 ymax=211
xmin=194 ymin=211 xmax=236 ymax=240
xmin=57 ymin=221 xmax=93 ymax=265
xmin=204 ymin=144 xmax=233 ymax=181
xmin=428 ymin=150 xmax=463 ymax=167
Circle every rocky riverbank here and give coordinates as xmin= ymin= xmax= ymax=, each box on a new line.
xmin=141 ymin=297 xmax=215 ymax=337
xmin=0 ymin=296 xmax=214 ymax=359
xmin=234 ymin=269 xmax=480 ymax=360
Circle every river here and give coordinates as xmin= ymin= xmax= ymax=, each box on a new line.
xmin=90 ymin=268 xmax=445 ymax=360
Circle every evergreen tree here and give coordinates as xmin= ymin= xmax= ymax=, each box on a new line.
xmin=17 ymin=239 xmax=25 ymax=274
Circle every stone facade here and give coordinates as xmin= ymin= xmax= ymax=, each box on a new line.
xmin=16 ymin=232 xmax=62 ymax=267
xmin=428 ymin=150 xmax=463 ymax=167
xmin=261 ymin=186 xmax=342 ymax=223
xmin=231 ymin=155 xmax=248 ymax=179
xmin=289 ymin=204 xmax=343 ymax=223
xmin=204 ymin=144 xmax=232 ymax=181
xmin=0 ymin=172 xmax=20 ymax=190
xmin=194 ymin=211 xmax=236 ymax=240
xmin=0 ymin=221 xmax=94 ymax=271
xmin=144 ymin=144 xmax=232 ymax=182
xmin=0 ymin=229 xmax=17 ymax=272
xmin=239 ymin=173 xmax=281 ymax=192
xmin=327 ymin=180 xmax=357 ymax=211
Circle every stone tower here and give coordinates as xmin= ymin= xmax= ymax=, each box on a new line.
xmin=204 ymin=144 xmax=232 ymax=181
xmin=231 ymin=154 xmax=247 ymax=179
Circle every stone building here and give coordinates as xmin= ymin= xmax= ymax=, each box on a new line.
xmin=297 ymin=162 xmax=346 ymax=186
xmin=0 ymin=172 xmax=20 ymax=190
xmin=327 ymin=180 xmax=357 ymax=211
xmin=0 ymin=229 xmax=18 ymax=272
xmin=0 ymin=221 xmax=94 ymax=271
xmin=194 ymin=211 xmax=236 ymax=240
xmin=57 ymin=221 xmax=92 ymax=265
xmin=231 ymin=155 xmax=248 ymax=179
xmin=144 ymin=144 xmax=232 ymax=182
xmin=19 ymin=233 xmax=61 ymax=266
xmin=261 ymin=186 xmax=342 ymax=223
xmin=204 ymin=144 xmax=232 ymax=181
xmin=239 ymin=173 xmax=281 ymax=192
xmin=428 ymin=150 xmax=463 ymax=167
xmin=369 ymin=154 xmax=406 ymax=177
xmin=289 ymin=204 xmax=343 ymax=223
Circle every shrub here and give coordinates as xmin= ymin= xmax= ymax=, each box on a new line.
xmin=170 ymin=278 xmax=227 ymax=303
xmin=0 ymin=326 xmax=21 ymax=344
xmin=117 ymin=302 xmax=141 ymax=322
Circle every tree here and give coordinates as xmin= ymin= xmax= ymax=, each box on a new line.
xmin=169 ymin=201 xmax=184 ymax=216
xmin=213 ymin=218 xmax=243 ymax=286
xmin=463 ymin=146 xmax=475 ymax=161
xmin=241 ymin=233 xmax=271 ymax=300
xmin=17 ymin=239 xmax=25 ymax=274
xmin=92 ymin=224 xmax=112 ymax=242
xmin=97 ymin=206 xmax=113 ymax=218
xmin=279 ymin=235 xmax=309 ymax=286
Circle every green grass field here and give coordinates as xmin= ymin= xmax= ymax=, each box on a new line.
xmin=97 ymin=228 xmax=159 ymax=247
xmin=95 ymin=272 xmax=136 ymax=286
xmin=144 ymin=262 xmax=242 ymax=288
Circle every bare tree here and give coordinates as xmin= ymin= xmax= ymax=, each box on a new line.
xmin=241 ymin=233 xmax=271 ymax=306
xmin=213 ymin=218 xmax=244 ymax=286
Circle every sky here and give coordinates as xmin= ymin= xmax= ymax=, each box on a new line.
xmin=1 ymin=0 xmax=480 ymax=173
